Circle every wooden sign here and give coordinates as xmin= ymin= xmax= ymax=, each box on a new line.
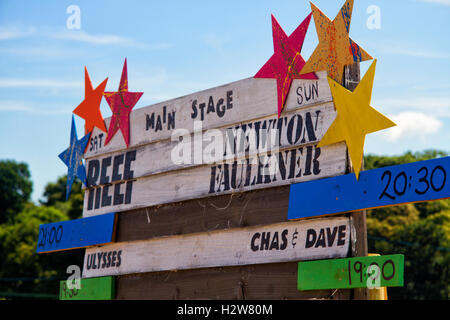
xmin=84 ymin=72 xmax=332 ymax=159
xmin=82 ymin=217 xmax=351 ymax=278
xmin=83 ymin=118 xmax=346 ymax=217
xmin=36 ymin=212 xmax=116 ymax=253
xmin=297 ymin=254 xmax=404 ymax=290
xmin=81 ymin=71 xmax=349 ymax=217
xmin=288 ymin=156 xmax=450 ymax=220
xmin=59 ymin=276 xmax=115 ymax=300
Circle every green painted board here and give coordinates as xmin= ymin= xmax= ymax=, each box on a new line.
xmin=59 ymin=276 xmax=115 ymax=300
xmin=297 ymin=255 xmax=404 ymax=291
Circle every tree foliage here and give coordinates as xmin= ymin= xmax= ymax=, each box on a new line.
xmin=365 ymin=149 xmax=450 ymax=300
xmin=0 ymin=160 xmax=33 ymax=223
xmin=40 ymin=175 xmax=83 ymax=220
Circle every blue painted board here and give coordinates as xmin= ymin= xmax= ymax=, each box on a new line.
xmin=36 ymin=212 xmax=116 ymax=253
xmin=288 ymin=157 xmax=450 ymax=220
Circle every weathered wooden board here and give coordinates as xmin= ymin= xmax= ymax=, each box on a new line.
xmin=288 ymin=156 xmax=450 ymax=220
xmin=59 ymin=276 xmax=115 ymax=300
xmin=115 ymin=185 xmax=292 ymax=242
xmin=85 ymin=72 xmax=332 ymax=159
xmin=116 ymin=262 xmax=351 ymax=300
xmin=85 ymin=102 xmax=337 ymax=181
xmin=82 ymin=217 xmax=351 ymax=278
xmin=83 ymin=142 xmax=346 ymax=217
xmin=36 ymin=212 xmax=116 ymax=253
xmin=297 ymin=254 xmax=404 ymax=290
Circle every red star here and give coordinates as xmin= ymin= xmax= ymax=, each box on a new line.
xmin=103 ymin=58 xmax=143 ymax=147
xmin=255 ymin=13 xmax=317 ymax=118
xmin=73 ymin=67 xmax=108 ymax=134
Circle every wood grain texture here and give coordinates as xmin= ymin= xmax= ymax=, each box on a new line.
xmin=297 ymin=255 xmax=404 ymax=290
xmin=83 ymin=142 xmax=346 ymax=217
xmin=83 ymin=218 xmax=351 ymax=278
xmin=115 ymin=262 xmax=351 ymax=300
xmin=36 ymin=212 xmax=116 ymax=253
xmin=345 ymin=62 xmax=369 ymax=300
xmin=115 ymin=185 xmax=292 ymax=242
xmin=59 ymin=276 xmax=115 ymax=300
xmin=85 ymin=102 xmax=337 ymax=180
xmin=85 ymin=73 xmax=332 ymax=159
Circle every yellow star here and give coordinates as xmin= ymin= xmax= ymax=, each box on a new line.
xmin=300 ymin=0 xmax=372 ymax=84
xmin=317 ymin=60 xmax=396 ymax=179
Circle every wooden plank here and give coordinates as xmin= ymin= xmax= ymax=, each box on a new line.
xmin=84 ymin=73 xmax=332 ymax=159
xmin=297 ymin=254 xmax=404 ymax=290
xmin=116 ymin=262 xmax=351 ymax=300
xmin=85 ymin=102 xmax=337 ymax=180
xmin=59 ymin=276 xmax=115 ymax=300
xmin=36 ymin=212 xmax=116 ymax=253
xmin=344 ymin=62 xmax=369 ymax=300
xmin=83 ymin=141 xmax=346 ymax=217
xmin=82 ymin=217 xmax=351 ymax=278
xmin=115 ymin=185 xmax=292 ymax=242
xmin=288 ymin=156 xmax=450 ymax=220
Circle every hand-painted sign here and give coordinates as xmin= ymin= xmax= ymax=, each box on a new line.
xmin=83 ymin=142 xmax=346 ymax=217
xmin=297 ymin=254 xmax=404 ymax=290
xmin=288 ymin=156 xmax=450 ymax=220
xmin=84 ymin=72 xmax=332 ymax=159
xmin=82 ymin=217 xmax=351 ymax=278
xmin=59 ymin=276 xmax=115 ymax=300
xmin=36 ymin=212 xmax=116 ymax=253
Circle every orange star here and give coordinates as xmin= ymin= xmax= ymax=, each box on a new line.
xmin=300 ymin=0 xmax=372 ymax=84
xmin=73 ymin=67 xmax=108 ymax=135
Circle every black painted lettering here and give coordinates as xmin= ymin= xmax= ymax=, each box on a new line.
xmin=226 ymin=90 xmax=233 ymax=109
xmin=216 ymin=98 xmax=225 ymax=117
xmin=337 ymin=225 xmax=347 ymax=246
xmin=315 ymin=229 xmax=326 ymax=248
xmin=123 ymin=151 xmax=136 ymax=180
xmin=87 ymin=160 xmax=100 ymax=187
xmin=146 ymin=113 xmax=155 ymax=130
xmin=305 ymin=229 xmax=316 ymax=248
xmin=113 ymin=182 xmax=124 ymax=205
xmin=251 ymin=233 xmax=260 ymax=252
xmin=260 ymin=232 xmax=270 ymax=251
xmin=100 ymin=157 xmax=112 ymax=185
xmin=269 ymin=232 xmax=280 ymax=250
xmin=326 ymin=227 xmax=338 ymax=247
xmin=111 ymin=154 xmax=124 ymax=182
xmin=124 ymin=180 xmax=133 ymax=204
xmin=101 ymin=185 xmax=112 ymax=207
xmin=280 ymin=229 xmax=288 ymax=250
xmin=191 ymin=100 xmax=197 ymax=119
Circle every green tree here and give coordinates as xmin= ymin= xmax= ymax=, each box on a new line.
xmin=0 ymin=204 xmax=84 ymax=299
xmin=365 ymin=150 xmax=450 ymax=300
xmin=0 ymin=160 xmax=33 ymax=223
xmin=40 ymin=175 xmax=83 ymax=220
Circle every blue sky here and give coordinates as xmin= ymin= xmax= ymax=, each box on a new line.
xmin=0 ymin=0 xmax=449 ymax=202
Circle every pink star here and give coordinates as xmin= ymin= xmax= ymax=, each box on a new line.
xmin=103 ymin=58 xmax=143 ymax=147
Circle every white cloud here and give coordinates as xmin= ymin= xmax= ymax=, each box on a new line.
xmin=375 ymin=44 xmax=450 ymax=59
xmin=0 ymin=101 xmax=72 ymax=115
xmin=382 ymin=111 xmax=443 ymax=142
xmin=417 ymin=0 xmax=450 ymax=6
xmin=0 ymin=79 xmax=81 ymax=89
xmin=373 ymin=97 xmax=450 ymax=118
xmin=50 ymin=30 xmax=173 ymax=49
xmin=0 ymin=26 xmax=36 ymax=40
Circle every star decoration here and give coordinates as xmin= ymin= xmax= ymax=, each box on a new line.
xmin=73 ymin=67 xmax=108 ymax=135
xmin=300 ymin=0 xmax=372 ymax=84
xmin=103 ymin=58 xmax=143 ymax=147
xmin=58 ymin=115 xmax=91 ymax=200
xmin=255 ymin=13 xmax=317 ymax=118
xmin=317 ymin=60 xmax=396 ymax=179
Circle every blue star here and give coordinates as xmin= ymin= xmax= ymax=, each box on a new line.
xmin=58 ymin=115 xmax=91 ymax=200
